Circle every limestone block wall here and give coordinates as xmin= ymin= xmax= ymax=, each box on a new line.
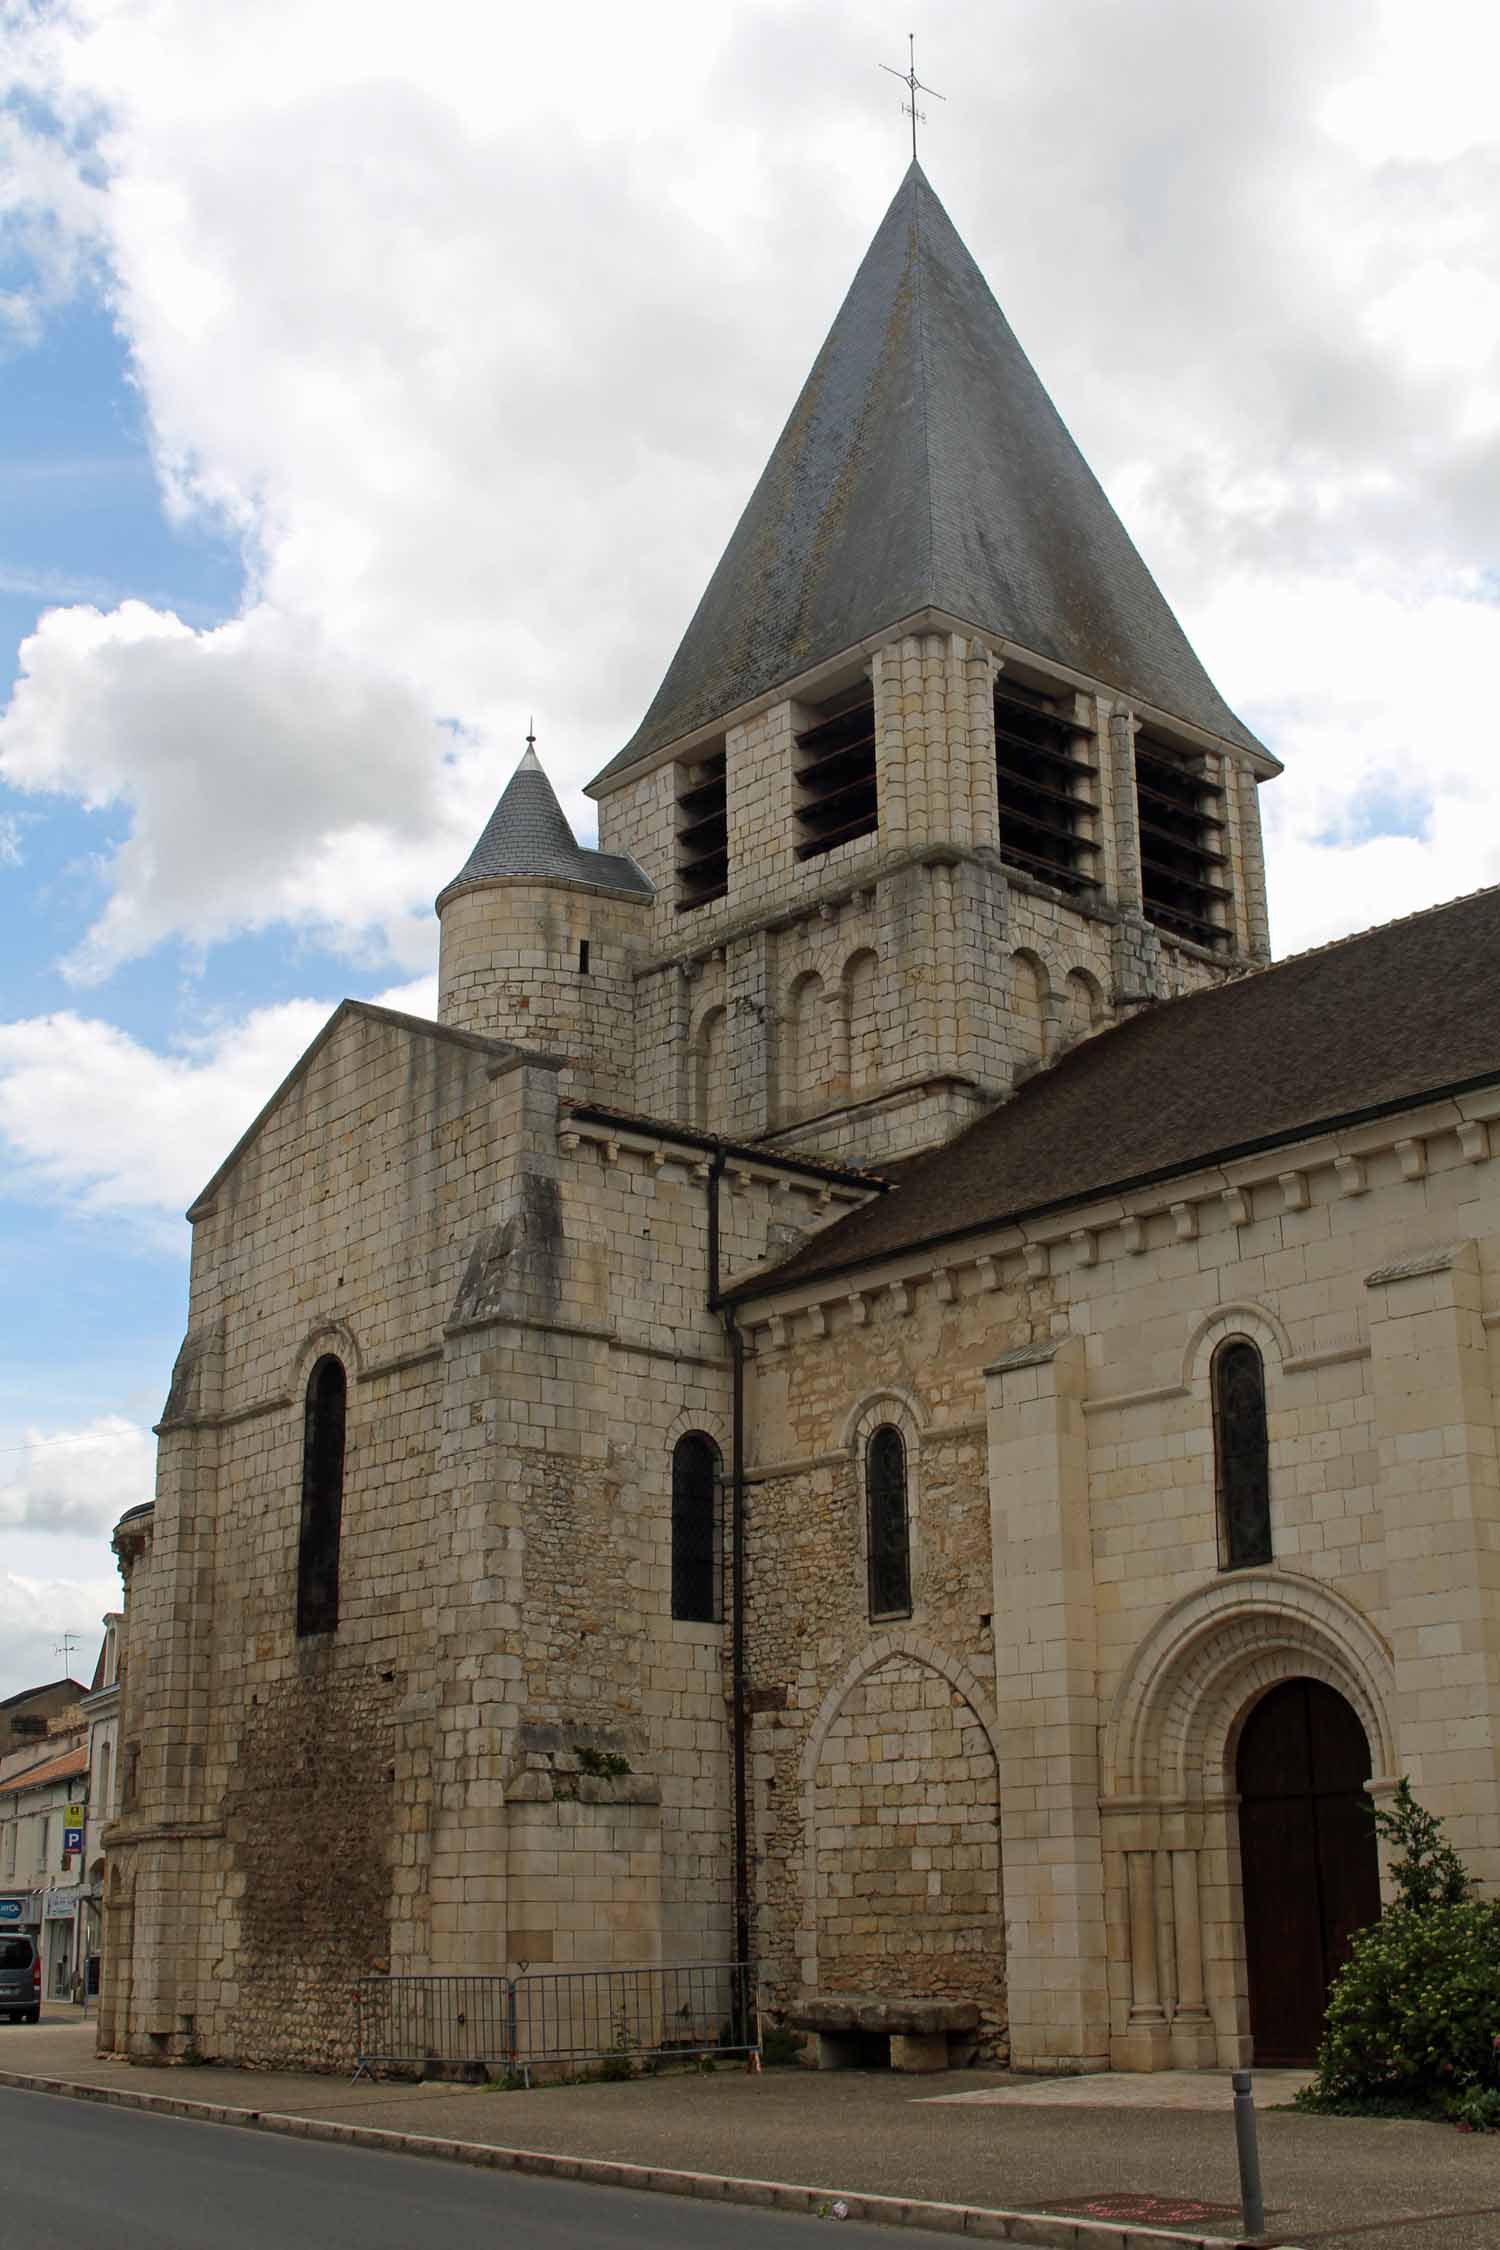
xmin=809 ymin=1653 xmax=1005 ymax=2052
xmin=739 ymin=1281 xmax=1002 ymax=2043
xmin=437 ymin=878 xmax=646 ymax=1107
xmin=736 ymin=1080 xmax=1500 ymax=2072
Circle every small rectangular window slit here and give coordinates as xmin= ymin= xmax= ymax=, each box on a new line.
xmin=578 ymin=938 xmax=590 ymax=974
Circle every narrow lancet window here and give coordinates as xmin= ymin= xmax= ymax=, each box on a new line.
xmin=866 ymin=1424 xmax=912 ymax=1620
xmin=1213 ymin=1338 xmax=1271 ymax=1569
xmin=297 ymin=1355 xmax=347 ymax=1635
xmin=671 ymin=1432 xmax=721 ymax=1622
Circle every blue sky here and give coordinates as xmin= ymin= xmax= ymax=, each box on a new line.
xmin=2 ymin=0 xmax=1498 ymax=1695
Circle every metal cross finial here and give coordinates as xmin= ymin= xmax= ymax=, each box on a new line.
xmin=880 ymin=32 xmax=944 ymax=163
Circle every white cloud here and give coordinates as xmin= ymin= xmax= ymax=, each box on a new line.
xmin=0 ymin=601 xmax=477 ymax=979
xmin=0 ymin=1565 xmax=120 ymax=1702
xmin=0 ymin=1415 xmax=152 ymax=1538
xmin=0 ymin=94 xmax=107 ymax=349
xmin=0 ymin=974 xmax=438 ymax=1237
xmin=0 ymin=0 xmax=1497 ymax=984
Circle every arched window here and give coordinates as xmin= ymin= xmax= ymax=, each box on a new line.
xmin=865 ymin=1424 xmax=912 ymax=1620
xmin=1212 ymin=1337 xmax=1271 ymax=1569
xmin=672 ymin=1432 xmax=721 ymax=1622
xmin=297 ymin=1355 xmax=347 ymax=1635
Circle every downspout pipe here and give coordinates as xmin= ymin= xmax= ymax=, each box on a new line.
xmin=705 ymin=1151 xmax=752 ymax=1987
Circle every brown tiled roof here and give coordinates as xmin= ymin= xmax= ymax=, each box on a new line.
xmin=743 ymin=886 xmax=1500 ymax=1294
xmin=0 ymin=1679 xmax=85 ymax=1711
xmin=0 ymin=1742 xmax=88 ymax=1796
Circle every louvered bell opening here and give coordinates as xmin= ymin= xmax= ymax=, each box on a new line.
xmin=675 ymin=746 xmax=728 ymax=911
xmin=994 ymin=682 xmax=1101 ymax=896
xmin=794 ymin=692 xmax=877 ymax=861
xmin=1135 ymin=733 xmax=1232 ymax=949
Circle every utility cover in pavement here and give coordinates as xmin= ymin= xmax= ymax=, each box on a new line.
xmin=1040 ymin=2192 xmax=1247 ymax=2223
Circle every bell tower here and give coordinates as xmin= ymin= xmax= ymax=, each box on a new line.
xmin=585 ymin=164 xmax=1277 ymax=1167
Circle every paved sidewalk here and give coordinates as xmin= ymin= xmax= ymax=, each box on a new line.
xmin=3 ymin=2021 xmax=1500 ymax=2248
xmin=927 ymin=2071 xmax=1313 ymax=2112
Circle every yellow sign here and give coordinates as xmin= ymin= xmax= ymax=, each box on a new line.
xmin=64 ymin=1804 xmax=84 ymax=1826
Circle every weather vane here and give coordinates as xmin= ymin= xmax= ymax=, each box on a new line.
xmin=880 ymin=32 xmax=945 ymax=163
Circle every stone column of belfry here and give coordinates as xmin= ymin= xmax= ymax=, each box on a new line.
xmin=962 ymin=637 xmax=1002 ymax=852
xmin=1106 ymin=707 xmax=1145 ymax=916
xmin=1203 ymin=747 xmax=1244 ymax=954
xmin=1106 ymin=708 xmax=1167 ymax=1011
xmin=1234 ymin=760 xmax=1273 ymax=961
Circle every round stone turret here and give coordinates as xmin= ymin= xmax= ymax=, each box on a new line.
xmin=437 ymin=739 xmax=653 ymax=1105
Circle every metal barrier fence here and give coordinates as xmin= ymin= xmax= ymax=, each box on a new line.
xmin=354 ymin=1961 xmax=757 ymax=2079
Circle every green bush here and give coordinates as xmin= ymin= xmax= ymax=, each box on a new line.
xmin=1301 ymin=1781 xmax=1500 ymax=2111
xmin=1313 ymin=1897 xmax=1500 ymax=2103
xmin=1374 ymin=1778 xmax=1470 ymax=1912
xmin=1441 ymin=2084 xmax=1500 ymax=2133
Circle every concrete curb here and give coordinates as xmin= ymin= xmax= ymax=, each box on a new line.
xmin=0 ymin=2064 xmax=1260 ymax=2250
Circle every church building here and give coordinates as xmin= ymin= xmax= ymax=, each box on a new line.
xmin=100 ymin=164 xmax=1500 ymax=2077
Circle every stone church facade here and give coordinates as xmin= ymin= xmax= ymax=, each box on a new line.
xmin=99 ymin=165 xmax=1500 ymax=2076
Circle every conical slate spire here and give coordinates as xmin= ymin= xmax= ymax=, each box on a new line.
xmin=596 ymin=163 xmax=1262 ymax=784
xmin=440 ymin=740 xmax=652 ymax=902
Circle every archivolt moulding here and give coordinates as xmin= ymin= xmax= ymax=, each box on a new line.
xmin=1103 ymin=1569 xmax=1396 ymax=1802
xmin=1180 ymin=1301 xmax=1293 ymax=1390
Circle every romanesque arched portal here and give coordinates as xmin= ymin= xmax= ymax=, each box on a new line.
xmin=1102 ymin=1571 xmax=1396 ymax=2070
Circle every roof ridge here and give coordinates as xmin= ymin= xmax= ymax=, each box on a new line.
xmin=1246 ymin=877 xmax=1500 ymax=979
xmin=911 ymin=165 xmax=935 ymax=595
xmin=1128 ymin=876 xmax=1500 ymax=1038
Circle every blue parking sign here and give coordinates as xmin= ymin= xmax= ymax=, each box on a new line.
xmin=64 ymin=1827 xmax=83 ymax=1852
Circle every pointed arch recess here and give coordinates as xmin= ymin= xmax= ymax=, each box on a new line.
xmin=800 ymin=1632 xmax=1002 ymax=1785
xmin=1103 ymin=1569 xmax=1396 ymax=1802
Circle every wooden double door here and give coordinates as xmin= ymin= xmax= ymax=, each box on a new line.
xmin=1236 ymin=1679 xmax=1382 ymax=2065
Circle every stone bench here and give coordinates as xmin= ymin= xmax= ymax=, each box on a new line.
xmin=786 ymin=1995 xmax=980 ymax=2074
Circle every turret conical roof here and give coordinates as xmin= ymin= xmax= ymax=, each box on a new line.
xmin=595 ymin=163 xmax=1262 ymax=785
xmin=440 ymin=742 xmax=652 ymax=904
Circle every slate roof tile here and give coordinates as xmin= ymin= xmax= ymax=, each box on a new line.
xmin=595 ymin=163 xmax=1263 ymax=787
xmin=442 ymin=746 xmax=653 ymax=902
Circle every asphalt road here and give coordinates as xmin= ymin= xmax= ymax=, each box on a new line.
xmin=0 ymin=2086 xmax=976 ymax=2250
